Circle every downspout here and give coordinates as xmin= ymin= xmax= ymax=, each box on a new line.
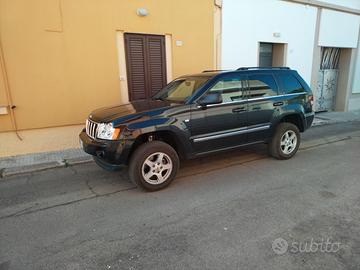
xmin=214 ymin=0 xmax=222 ymax=69
xmin=0 ymin=36 xmax=22 ymax=140
xmin=45 ymin=0 xmax=64 ymax=33
xmin=0 ymin=0 xmax=63 ymax=140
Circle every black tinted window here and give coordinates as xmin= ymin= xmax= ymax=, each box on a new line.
xmin=207 ymin=76 xmax=245 ymax=103
xmin=248 ymin=74 xmax=278 ymax=98
xmin=276 ymin=73 xmax=304 ymax=94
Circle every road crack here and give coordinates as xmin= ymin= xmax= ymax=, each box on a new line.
xmin=0 ymin=187 xmax=136 ymax=221
xmin=86 ymin=180 xmax=100 ymax=196
xmin=300 ymin=136 xmax=352 ymax=150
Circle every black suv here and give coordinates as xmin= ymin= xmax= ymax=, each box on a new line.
xmin=80 ymin=67 xmax=314 ymax=191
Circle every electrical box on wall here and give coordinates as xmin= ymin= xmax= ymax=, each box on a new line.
xmin=0 ymin=106 xmax=8 ymax=115
xmin=273 ymin=32 xmax=281 ymax=38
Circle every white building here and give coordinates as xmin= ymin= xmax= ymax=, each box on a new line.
xmin=221 ymin=0 xmax=360 ymax=112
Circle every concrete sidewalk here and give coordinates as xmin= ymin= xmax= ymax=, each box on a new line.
xmin=1 ymin=110 xmax=360 ymax=178
xmin=312 ymin=110 xmax=360 ymax=126
xmin=0 ymin=148 xmax=92 ymax=178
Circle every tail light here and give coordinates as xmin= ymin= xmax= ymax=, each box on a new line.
xmin=308 ymin=95 xmax=314 ymax=106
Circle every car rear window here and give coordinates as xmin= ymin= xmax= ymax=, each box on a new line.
xmin=276 ymin=73 xmax=304 ymax=94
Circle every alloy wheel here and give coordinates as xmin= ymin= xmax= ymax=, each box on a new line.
xmin=280 ymin=130 xmax=297 ymax=155
xmin=141 ymin=152 xmax=173 ymax=184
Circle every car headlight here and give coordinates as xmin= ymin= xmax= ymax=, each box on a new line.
xmin=97 ymin=123 xmax=120 ymax=140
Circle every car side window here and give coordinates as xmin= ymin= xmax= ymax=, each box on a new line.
xmin=206 ymin=77 xmax=245 ymax=103
xmin=276 ymin=73 xmax=304 ymax=94
xmin=247 ymin=74 xmax=278 ymax=98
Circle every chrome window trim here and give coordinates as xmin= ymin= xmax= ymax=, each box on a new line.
xmin=192 ymin=124 xmax=271 ymax=143
xmin=197 ymin=91 xmax=307 ymax=108
xmin=247 ymin=91 xmax=307 ymax=102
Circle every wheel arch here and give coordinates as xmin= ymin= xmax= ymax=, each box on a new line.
xmin=277 ymin=113 xmax=305 ymax=132
xmin=127 ymin=129 xmax=187 ymax=163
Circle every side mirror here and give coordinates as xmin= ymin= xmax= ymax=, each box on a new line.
xmin=198 ymin=92 xmax=223 ymax=107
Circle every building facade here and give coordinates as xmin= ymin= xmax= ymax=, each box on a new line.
xmin=222 ymin=0 xmax=360 ymax=112
xmin=0 ymin=0 xmax=221 ymax=156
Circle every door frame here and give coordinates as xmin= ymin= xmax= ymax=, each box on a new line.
xmin=257 ymin=41 xmax=288 ymax=67
xmin=124 ymin=32 xmax=167 ymax=101
xmin=116 ymin=31 xmax=173 ymax=103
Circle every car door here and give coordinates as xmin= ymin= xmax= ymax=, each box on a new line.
xmin=189 ymin=74 xmax=248 ymax=154
xmin=245 ymin=72 xmax=279 ymax=142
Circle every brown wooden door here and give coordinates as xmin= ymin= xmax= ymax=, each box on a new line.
xmin=124 ymin=33 xmax=167 ymax=101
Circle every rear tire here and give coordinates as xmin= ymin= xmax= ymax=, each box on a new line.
xmin=269 ymin=123 xmax=300 ymax=160
xmin=129 ymin=141 xmax=179 ymax=191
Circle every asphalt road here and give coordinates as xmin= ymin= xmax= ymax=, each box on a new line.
xmin=1 ymin=122 xmax=360 ymax=270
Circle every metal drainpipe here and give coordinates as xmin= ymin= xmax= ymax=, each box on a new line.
xmin=0 ymin=36 xmax=22 ymax=140
xmin=214 ymin=0 xmax=222 ymax=70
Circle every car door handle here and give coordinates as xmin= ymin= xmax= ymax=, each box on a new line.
xmin=232 ymin=107 xmax=247 ymax=113
xmin=273 ymin=101 xmax=284 ymax=107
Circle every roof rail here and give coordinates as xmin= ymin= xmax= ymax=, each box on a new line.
xmin=202 ymin=69 xmax=228 ymax=73
xmin=236 ymin=67 xmax=290 ymax=70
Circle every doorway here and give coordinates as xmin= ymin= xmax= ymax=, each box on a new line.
xmin=124 ymin=33 xmax=167 ymax=101
xmin=259 ymin=42 xmax=287 ymax=67
xmin=315 ymin=47 xmax=341 ymax=112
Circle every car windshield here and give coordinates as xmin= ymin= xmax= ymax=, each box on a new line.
xmin=153 ymin=76 xmax=210 ymax=103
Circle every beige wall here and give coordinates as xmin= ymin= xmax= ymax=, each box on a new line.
xmin=0 ymin=0 xmax=216 ymax=132
xmin=0 ymin=44 xmax=14 ymax=131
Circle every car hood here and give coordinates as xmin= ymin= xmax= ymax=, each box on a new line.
xmin=89 ymin=99 xmax=180 ymax=125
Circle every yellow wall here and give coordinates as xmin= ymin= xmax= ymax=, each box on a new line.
xmin=0 ymin=0 xmax=216 ymax=132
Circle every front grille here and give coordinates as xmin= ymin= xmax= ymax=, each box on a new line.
xmin=86 ymin=119 xmax=98 ymax=139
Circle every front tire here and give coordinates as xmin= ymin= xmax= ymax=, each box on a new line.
xmin=269 ymin=123 xmax=300 ymax=160
xmin=128 ymin=141 xmax=179 ymax=191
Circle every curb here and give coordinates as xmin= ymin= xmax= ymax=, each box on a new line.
xmin=311 ymin=118 xmax=360 ymax=127
xmin=0 ymin=156 xmax=93 ymax=178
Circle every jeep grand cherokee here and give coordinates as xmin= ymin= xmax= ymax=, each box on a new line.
xmin=79 ymin=67 xmax=314 ymax=191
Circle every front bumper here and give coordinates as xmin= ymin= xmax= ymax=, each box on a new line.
xmin=79 ymin=129 xmax=131 ymax=164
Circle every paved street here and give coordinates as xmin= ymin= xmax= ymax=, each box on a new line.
xmin=1 ymin=122 xmax=360 ymax=270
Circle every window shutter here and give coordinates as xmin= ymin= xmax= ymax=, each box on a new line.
xmin=125 ymin=33 xmax=167 ymax=101
xmin=125 ymin=34 xmax=147 ymax=100
xmin=147 ymin=36 xmax=167 ymax=97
